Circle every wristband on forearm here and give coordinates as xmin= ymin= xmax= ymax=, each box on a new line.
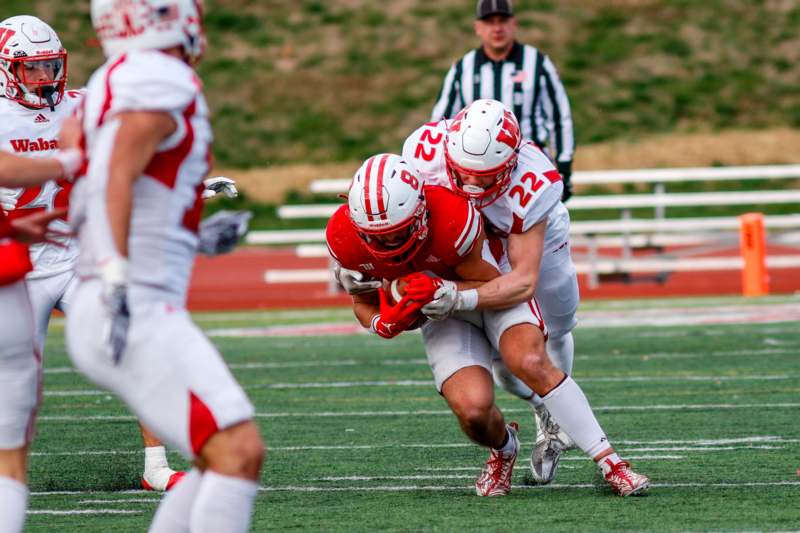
xmin=456 ymin=289 xmax=478 ymax=312
xmin=54 ymin=148 xmax=83 ymax=179
xmin=368 ymin=314 xmax=381 ymax=335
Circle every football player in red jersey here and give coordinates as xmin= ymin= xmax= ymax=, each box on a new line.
xmin=403 ymin=99 xmax=649 ymax=496
xmin=328 ymin=153 xmax=558 ymax=496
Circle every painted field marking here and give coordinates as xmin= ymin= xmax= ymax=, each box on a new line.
xmin=41 ymin=373 xmax=800 ymax=396
xmin=36 ymin=402 xmax=800 ymax=423
xmin=31 ymin=489 xmax=145 ymax=497
xmin=43 ymin=358 xmax=431 ymax=375
xmin=78 ymin=499 xmax=158 ymax=505
xmin=253 ymin=481 xmax=800 ymax=492
xmin=27 ymin=509 xmax=141 ymax=515
xmin=40 ymin=345 xmax=798 ymax=376
xmin=27 ymin=437 xmax=797 ymax=458
xmin=28 ymin=481 xmax=800 ymax=498
xmin=29 ymin=481 xmax=800 ymax=498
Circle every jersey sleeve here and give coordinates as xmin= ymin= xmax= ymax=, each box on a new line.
xmin=325 ymin=205 xmax=363 ymax=270
xmin=109 ymin=52 xmax=198 ymax=115
xmin=427 ymin=187 xmax=483 ymax=266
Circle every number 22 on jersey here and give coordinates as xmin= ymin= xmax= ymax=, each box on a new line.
xmin=509 ymin=170 xmax=561 ymax=208
xmin=414 ymin=126 xmax=443 ymax=162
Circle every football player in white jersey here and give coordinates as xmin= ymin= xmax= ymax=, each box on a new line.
xmin=0 ymin=14 xmax=190 ymax=492
xmin=66 ymin=1 xmax=264 ymax=531
xmin=399 ymin=99 xmax=649 ymax=496
xmin=0 ymin=153 xmax=81 ymax=533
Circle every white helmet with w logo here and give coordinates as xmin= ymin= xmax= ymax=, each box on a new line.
xmin=0 ymin=16 xmax=68 ymax=110
xmin=445 ymin=99 xmax=522 ymax=208
xmin=91 ymin=0 xmax=206 ymax=63
xmin=347 ymin=154 xmax=429 ymax=261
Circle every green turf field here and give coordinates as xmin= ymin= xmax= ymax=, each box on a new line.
xmin=27 ymin=298 xmax=800 ymax=532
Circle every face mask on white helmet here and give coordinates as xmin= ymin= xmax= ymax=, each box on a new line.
xmin=0 ymin=15 xmax=67 ymax=111
xmin=91 ymin=0 xmax=206 ymax=64
xmin=444 ymin=99 xmax=522 ymax=209
xmin=347 ymin=153 xmax=429 ymax=262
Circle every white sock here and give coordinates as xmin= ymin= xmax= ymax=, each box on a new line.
xmin=0 ymin=476 xmax=28 ymax=533
xmin=546 ymin=332 xmax=575 ymax=375
xmin=493 ymin=426 xmax=516 ymax=455
xmin=189 ymin=471 xmax=259 ymax=533
xmin=148 ymin=468 xmax=203 ymax=533
xmin=144 ymin=446 xmax=170 ymax=473
xmin=541 ymin=376 xmax=612 ymax=459
xmin=597 ymin=453 xmax=624 ymax=475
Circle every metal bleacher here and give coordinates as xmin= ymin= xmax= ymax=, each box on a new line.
xmin=248 ymin=164 xmax=800 ymax=289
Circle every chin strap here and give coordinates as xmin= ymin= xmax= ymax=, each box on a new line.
xmin=40 ymin=86 xmax=57 ymax=112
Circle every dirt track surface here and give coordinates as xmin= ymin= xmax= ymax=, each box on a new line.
xmin=188 ymin=246 xmax=800 ymax=311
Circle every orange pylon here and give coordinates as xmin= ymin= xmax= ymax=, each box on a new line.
xmin=738 ymin=212 xmax=769 ymax=297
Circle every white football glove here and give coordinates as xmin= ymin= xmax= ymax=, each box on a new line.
xmin=332 ymin=261 xmax=381 ymax=295
xmin=202 ymin=176 xmax=238 ymax=200
xmin=422 ymin=280 xmax=478 ymax=320
xmin=198 ymin=210 xmax=252 ymax=256
xmin=0 ymin=187 xmax=19 ymax=211
xmin=98 ymin=256 xmax=130 ymax=366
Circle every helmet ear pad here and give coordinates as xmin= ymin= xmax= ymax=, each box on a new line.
xmin=347 ymin=154 xmax=429 ymax=261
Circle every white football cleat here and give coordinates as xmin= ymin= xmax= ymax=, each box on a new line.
xmin=530 ymin=405 xmax=574 ymax=484
xmin=603 ymin=460 xmax=650 ymax=497
xmin=142 ymin=467 xmax=186 ymax=491
xmin=475 ymin=422 xmax=519 ymax=497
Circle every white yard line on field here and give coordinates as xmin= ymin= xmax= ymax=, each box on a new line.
xmin=41 ymin=373 xmax=800 ymax=396
xmin=43 ymin=358 xmax=431 ymax=375
xmin=28 ymin=437 xmax=795 ymax=458
xmin=27 ymin=509 xmax=141 ymax=515
xmin=79 ymin=499 xmax=159 ymax=505
xmin=29 ymin=481 xmax=800 ymax=498
xmin=254 ymin=481 xmax=800 ymax=492
xmin=35 ymin=402 xmax=800 ymax=423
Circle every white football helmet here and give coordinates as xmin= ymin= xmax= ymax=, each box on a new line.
xmin=91 ymin=0 xmax=206 ymax=63
xmin=444 ymin=99 xmax=522 ymax=208
xmin=0 ymin=16 xmax=67 ymax=110
xmin=348 ymin=154 xmax=429 ymax=261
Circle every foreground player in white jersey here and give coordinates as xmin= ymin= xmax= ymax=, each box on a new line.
xmin=66 ymin=1 xmax=264 ymax=531
xmin=401 ymin=99 xmax=649 ymax=495
xmin=0 ymin=14 xmax=188 ymax=491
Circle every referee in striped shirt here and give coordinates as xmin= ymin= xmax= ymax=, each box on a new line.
xmin=431 ymin=0 xmax=576 ymax=201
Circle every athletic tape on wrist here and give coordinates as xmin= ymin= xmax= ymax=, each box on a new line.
xmin=456 ymin=289 xmax=479 ymax=311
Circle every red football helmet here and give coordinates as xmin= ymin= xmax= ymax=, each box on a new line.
xmin=444 ymin=99 xmax=521 ymax=208
xmin=347 ymin=154 xmax=428 ymax=262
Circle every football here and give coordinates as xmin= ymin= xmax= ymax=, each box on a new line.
xmin=383 ymin=276 xmax=426 ymax=329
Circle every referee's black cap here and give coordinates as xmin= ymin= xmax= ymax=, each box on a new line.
xmin=476 ymin=0 xmax=514 ymax=19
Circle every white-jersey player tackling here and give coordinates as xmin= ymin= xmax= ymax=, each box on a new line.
xmin=0 ymin=14 xmax=185 ymax=492
xmin=401 ymin=99 xmax=649 ymax=495
xmin=67 ymin=1 xmax=264 ymax=531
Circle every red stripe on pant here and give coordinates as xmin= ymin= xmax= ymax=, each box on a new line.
xmin=190 ymin=391 xmax=219 ymax=455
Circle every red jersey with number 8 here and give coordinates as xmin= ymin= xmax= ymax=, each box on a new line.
xmin=326 ymin=185 xmax=483 ymax=281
